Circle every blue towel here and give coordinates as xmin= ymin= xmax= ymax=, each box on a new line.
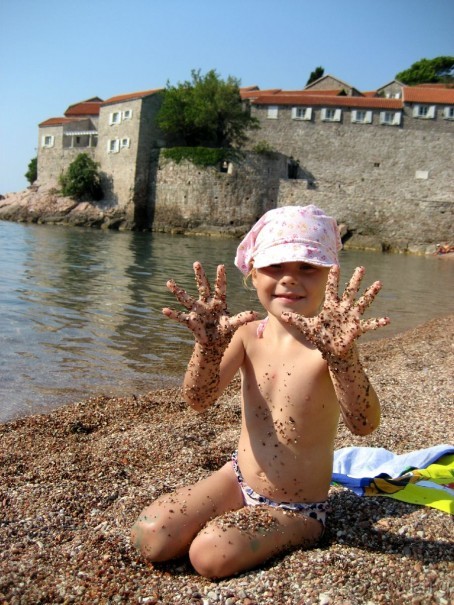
xmin=331 ymin=444 xmax=454 ymax=513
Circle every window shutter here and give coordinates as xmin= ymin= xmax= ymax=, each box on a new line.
xmin=392 ymin=112 xmax=401 ymax=126
xmin=321 ymin=108 xmax=327 ymax=120
xmin=365 ymin=111 xmax=373 ymax=123
xmin=351 ymin=110 xmax=358 ymax=123
xmin=412 ymin=105 xmax=420 ymax=117
xmin=267 ymin=105 xmax=278 ymax=119
xmin=304 ymin=107 xmax=312 ymax=120
xmin=291 ymin=107 xmax=298 ymax=119
xmin=427 ymin=105 xmax=436 ymax=119
xmin=334 ymin=109 xmax=342 ymax=122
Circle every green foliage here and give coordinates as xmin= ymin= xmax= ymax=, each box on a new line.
xmin=157 ymin=69 xmax=259 ymax=148
xmin=25 ymin=157 xmax=38 ymax=185
xmin=252 ymin=140 xmax=277 ymax=157
xmin=396 ymin=56 xmax=454 ymax=85
xmin=306 ymin=66 xmax=325 ymax=86
xmin=162 ymin=147 xmax=238 ymax=167
xmin=59 ymin=153 xmax=103 ymax=200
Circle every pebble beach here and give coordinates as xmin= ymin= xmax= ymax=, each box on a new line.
xmin=1 ymin=315 xmax=453 ymax=605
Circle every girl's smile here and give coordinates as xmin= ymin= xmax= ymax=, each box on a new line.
xmin=252 ymin=261 xmax=330 ymax=317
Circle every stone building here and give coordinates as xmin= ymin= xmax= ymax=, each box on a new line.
xmin=36 ymin=74 xmax=454 ymax=247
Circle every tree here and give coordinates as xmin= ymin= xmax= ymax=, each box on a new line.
xmin=396 ymin=56 xmax=454 ymax=85
xmin=59 ymin=153 xmax=103 ymax=200
xmin=157 ymin=69 xmax=259 ymax=148
xmin=306 ymin=66 xmax=325 ymax=86
xmin=25 ymin=157 xmax=38 ymax=185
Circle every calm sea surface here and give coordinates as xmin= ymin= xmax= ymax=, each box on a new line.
xmin=1 ymin=220 xmax=453 ymax=422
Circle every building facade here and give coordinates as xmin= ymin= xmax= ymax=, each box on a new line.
xmin=37 ymin=75 xmax=454 ymax=238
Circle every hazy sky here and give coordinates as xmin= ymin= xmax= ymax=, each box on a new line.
xmin=1 ymin=0 xmax=453 ymax=193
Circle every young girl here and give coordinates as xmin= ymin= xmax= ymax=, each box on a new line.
xmin=131 ymin=205 xmax=390 ymax=578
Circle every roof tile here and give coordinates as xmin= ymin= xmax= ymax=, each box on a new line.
xmin=253 ymin=94 xmax=402 ymax=109
xmin=65 ymin=101 xmax=102 ymax=117
xmin=102 ymin=89 xmax=163 ymax=106
xmin=403 ymin=86 xmax=454 ymax=104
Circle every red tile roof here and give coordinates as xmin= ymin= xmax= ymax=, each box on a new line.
xmin=240 ymin=89 xmax=282 ymax=99
xmin=403 ymin=86 xmax=454 ymax=104
xmin=252 ymin=94 xmax=402 ymax=109
xmin=65 ymin=101 xmax=103 ymax=117
xmin=39 ymin=117 xmax=75 ymax=127
xmin=102 ymin=89 xmax=163 ymax=106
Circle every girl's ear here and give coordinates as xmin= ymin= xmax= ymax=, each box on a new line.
xmin=250 ymin=267 xmax=257 ymax=288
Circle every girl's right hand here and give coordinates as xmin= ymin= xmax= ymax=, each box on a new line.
xmin=162 ymin=261 xmax=257 ymax=350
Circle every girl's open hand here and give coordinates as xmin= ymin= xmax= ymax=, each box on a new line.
xmin=282 ymin=266 xmax=390 ymax=359
xmin=163 ymin=261 xmax=258 ymax=350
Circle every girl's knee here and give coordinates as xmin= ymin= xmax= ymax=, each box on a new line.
xmin=131 ymin=517 xmax=170 ymax=562
xmin=189 ymin=530 xmax=243 ymax=579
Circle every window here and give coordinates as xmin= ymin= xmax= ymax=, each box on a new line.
xmin=412 ymin=105 xmax=436 ymax=119
xmin=109 ymin=111 xmax=121 ymax=125
xmin=120 ymin=137 xmax=130 ymax=149
xmin=379 ymin=111 xmax=401 ymax=126
xmin=122 ymin=109 xmax=132 ymax=120
xmin=443 ymin=106 xmax=454 ymax=120
xmin=321 ymin=108 xmax=341 ymax=122
xmin=351 ymin=110 xmax=372 ymax=124
xmin=267 ymin=105 xmax=279 ymax=119
xmin=291 ymin=107 xmax=312 ymax=121
xmin=107 ymin=139 xmax=119 ymax=153
xmin=42 ymin=135 xmax=54 ymax=148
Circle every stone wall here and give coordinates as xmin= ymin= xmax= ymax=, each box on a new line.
xmin=150 ymin=152 xmax=288 ymax=232
xmin=247 ymin=105 xmax=453 ymax=204
xmin=276 ymin=180 xmax=453 ymax=253
xmin=149 ymin=146 xmax=453 ymax=253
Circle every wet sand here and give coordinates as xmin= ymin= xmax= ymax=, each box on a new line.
xmin=1 ymin=315 xmax=453 ymax=604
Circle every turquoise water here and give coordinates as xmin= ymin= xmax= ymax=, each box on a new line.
xmin=1 ymin=220 xmax=453 ymax=422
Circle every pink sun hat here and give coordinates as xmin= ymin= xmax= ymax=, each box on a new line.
xmin=234 ymin=205 xmax=342 ymax=275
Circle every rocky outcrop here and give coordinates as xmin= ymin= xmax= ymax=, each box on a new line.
xmin=0 ymin=185 xmax=134 ymax=231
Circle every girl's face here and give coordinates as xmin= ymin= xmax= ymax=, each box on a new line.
xmin=251 ymin=261 xmax=330 ymax=318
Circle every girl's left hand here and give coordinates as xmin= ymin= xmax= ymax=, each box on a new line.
xmin=281 ymin=265 xmax=390 ymax=359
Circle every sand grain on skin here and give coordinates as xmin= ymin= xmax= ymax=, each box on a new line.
xmin=0 ymin=316 xmax=453 ymax=605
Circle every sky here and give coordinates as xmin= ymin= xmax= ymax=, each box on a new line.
xmin=0 ymin=0 xmax=453 ymax=194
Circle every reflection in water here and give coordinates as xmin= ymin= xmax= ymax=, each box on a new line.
xmin=0 ymin=221 xmax=453 ymax=421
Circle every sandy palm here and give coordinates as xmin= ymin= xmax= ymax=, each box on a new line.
xmin=163 ymin=261 xmax=257 ymax=349
xmin=282 ymin=266 xmax=390 ymax=358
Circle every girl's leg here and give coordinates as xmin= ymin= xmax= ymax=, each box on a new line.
xmin=189 ymin=505 xmax=323 ymax=578
xmin=131 ymin=461 xmax=244 ymax=562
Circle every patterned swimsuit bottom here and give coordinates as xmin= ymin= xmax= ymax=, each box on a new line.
xmin=232 ymin=451 xmax=327 ymax=527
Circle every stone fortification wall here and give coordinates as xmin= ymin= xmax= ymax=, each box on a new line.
xmin=276 ymin=180 xmax=453 ymax=254
xmin=150 ymin=152 xmax=288 ymax=232
xmin=150 ymin=140 xmax=453 ymax=252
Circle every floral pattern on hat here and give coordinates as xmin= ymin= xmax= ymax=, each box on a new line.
xmin=234 ymin=205 xmax=342 ymax=275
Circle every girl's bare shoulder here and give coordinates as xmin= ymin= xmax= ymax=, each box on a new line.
xmin=234 ymin=319 xmax=261 ymax=340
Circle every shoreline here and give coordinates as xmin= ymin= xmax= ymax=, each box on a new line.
xmin=1 ymin=316 xmax=453 ymax=604
xmin=1 ymin=187 xmax=453 ymax=257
